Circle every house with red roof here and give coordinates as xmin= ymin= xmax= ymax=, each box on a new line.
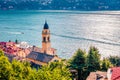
xmin=86 ymin=71 xmax=107 ymax=80
xmin=86 ymin=67 xmax=120 ymax=80
xmin=107 ymin=67 xmax=120 ymax=80
xmin=0 ymin=41 xmax=31 ymax=58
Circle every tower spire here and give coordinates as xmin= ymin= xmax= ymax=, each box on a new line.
xmin=44 ymin=20 xmax=49 ymax=29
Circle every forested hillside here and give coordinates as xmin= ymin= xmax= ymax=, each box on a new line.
xmin=0 ymin=0 xmax=120 ymax=10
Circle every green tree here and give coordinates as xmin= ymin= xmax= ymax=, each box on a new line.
xmin=69 ymin=49 xmax=87 ymax=80
xmin=87 ymin=46 xmax=101 ymax=73
xmin=36 ymin=61 xmax=71 ymax=80
xmin=11 ymin=60 xmax=25 ymax=79
xmin=101 ymin=59 xmax=113 ymax=71
xmin=10 ymin=60 xmax=37 ymax=80
xmin=0 ymin=50 xmax=12 ymax=80
xmin=0 ymin=50 xmax=4 ymax=57
xmin=108 ymin=56 xmax=120 ymax=66
xmin=15 ymin=39 xmax=18 ymax=44
xmin=0 ymin=50 xmax=36 ymax=80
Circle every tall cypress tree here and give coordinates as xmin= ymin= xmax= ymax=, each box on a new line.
xmin=87 ymin=46 xmax=101 ymax=73
xmin=101 ymin=59 xmax=112 ymax=71
xmin=69 ymin=49 xmax=87 ymax=80
xmin=108 ymin=56 xmax=120 ymax=66
xmin=15 ymin=39 xmax=18 ymax=44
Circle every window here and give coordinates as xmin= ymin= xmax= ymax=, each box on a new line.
xmin=43 ymin=37 xmax=46 ymax=42
xmin=48 ymin=37 xmax=50 ymax=41
xmin=54 ymin=60 xmax=58 ymax=62
xmin=44 ymin=50 xmax=46 ymax=53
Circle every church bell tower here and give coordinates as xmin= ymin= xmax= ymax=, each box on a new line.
xmin=40 ymin=21 xmax=56 ymax=55
xmin=42 ymin=21 xmax=51 ymax=53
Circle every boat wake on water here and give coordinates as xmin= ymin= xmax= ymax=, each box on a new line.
xmin=51 ymin=33 xmax=120 ymax=47
xmin=0 ymin=31 xmax=24 ymax=35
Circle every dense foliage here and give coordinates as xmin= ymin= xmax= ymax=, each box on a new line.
xmin=69 ymin=49 xmax=87 ymax=80
xmin=37 ymin=62 xmax=71 ymax=80
xmin=108 ymin=56 xmax=120 ymax=66
xmin=69 ymin=46 xmax=113 ymax=80
xmin=0 ymin=50 xmax=71 ymax=80
xmin=0 ymin=0 xmax=120 ymax=10
xmin=101 ymin=59 xmax=113 ymax=71
xmin=87 ymin=46 xmax=101 ymax=72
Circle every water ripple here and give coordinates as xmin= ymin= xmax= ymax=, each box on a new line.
xmin=52 ymin=33 xmax=120 ymax=47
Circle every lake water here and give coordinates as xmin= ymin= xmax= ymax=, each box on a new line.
xmin=0 ymin=10 xmax=120 ymax=59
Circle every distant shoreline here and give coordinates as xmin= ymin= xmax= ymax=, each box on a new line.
xmin=0 ymin=10 xmax=120 ymax=15
xmin=0 ymin=9 xmax=120 ymax=11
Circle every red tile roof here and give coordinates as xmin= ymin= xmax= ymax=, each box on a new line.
xmin=0 ymin=42 xmax=30 ymax=57
xmin=111 ymin=67 xmax=120 ymax=80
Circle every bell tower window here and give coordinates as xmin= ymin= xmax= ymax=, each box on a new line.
xmin=43 ymin=37 xmax=46 ymax=42
xmin=48 ymin=37 xmax=50 ymax=42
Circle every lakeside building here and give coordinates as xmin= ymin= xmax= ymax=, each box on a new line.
xmin=86 ymin=71 xmax=107 ymax=80
xmin=0 ymin=41 xmax=30 ymax=58
xmin=0 ymin=21 xmax=61 ymax=66
xmin=26 ymin=21 xmax=61 ymax=65
xmin=86 ymin=67 xmax=120 ymax=80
